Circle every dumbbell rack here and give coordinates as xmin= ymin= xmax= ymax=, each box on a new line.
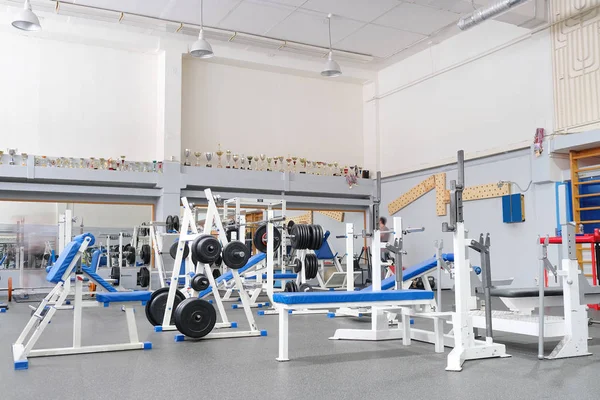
xmin=155 ymin=190 xmax=266 ymax=341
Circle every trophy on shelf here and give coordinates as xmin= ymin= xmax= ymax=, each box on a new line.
xmin=240 ymin=155 xmax=246 ymax=170
xmin=184 ymin=149 xmax=191 ymax=166
xmin=232 ymin=154 xmax=239 ymax=169
xmin=286 ymin=155 xmax=292 ymax=172
xmin=273 ymin=156 xmax=278 ymax=172
xmin=259 ymin=154 xmax=266 ymax=171
xmin=7 ymin=148 xmax=17 ymax=166
xmin=226 ymin=150 xmax=232 ymax=169
xmin=120 ymin=156 xmax=126 ymax=171
xmin=194 ymin=151 xmax=202 ymax=166
xmin=299 ymin=157 xmax=306 ymax=174
xmin=292 ymin=156 xmax=298 ymax=172
xmin=327 ymin=163 xmax=333 ymax=176
xmin=21 ymin=153 xmax=28 ymax=167
xmin=333 ymin=162 xmax=339 ymax=176
xmin=0 ymin=150 xmax=4 ymax=165
xmin=278 ymin=156 xmax=284 ymax=172
xmin=216 ymin=144 xmax=224 ymax=168
xmin=266 ymin=157 xmax=272 ymax=171
xmin=247 ymin=155 xmax=253 ymax=170
xmin=90 ymin=157 xmax=96 ymax=169
xmin=205 ymin=152 xmax=213 ymax=168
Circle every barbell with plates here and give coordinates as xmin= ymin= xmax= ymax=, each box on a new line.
xmin=174 ymin=298 xmax=217 ymax=339
xmin=170 ymin=241 xmax=190 ymax=260
xmin=145 ymin=287 xmax=186 ymax=326
xmin=290 ymin=224 xmax=324 ymax=250
xmin=191 ymin=273 xmax=210 ymax=291
xmin=137 ymin=266 xmax=150 ymax=287
xmin=253 ymin=223 xmax=282 ymax=253
xmin=284 ymin=281 xmax=299 ymax=292
xmin=140 ymin=244 xmax=151 ymax=265
xmin=221 ymin=241 xmax=251 ymax=269
xmin=191 ymin=235 xmax=222 ymax=264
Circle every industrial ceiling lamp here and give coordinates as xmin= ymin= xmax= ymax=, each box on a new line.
xmin=190 ymin=0 xmax=214 ymax=58
xmin=12 ymin=0 xmax=42 ymax=31
xmin=457 ymin=0 xmax=530 ymax=30
xmin=321 ymin=13 xmax=341 ymax=77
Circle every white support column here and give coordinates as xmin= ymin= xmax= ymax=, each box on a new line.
xmin=73 ymin=276 xmax=83 ymax=348
xmin=266 ymin=209 xmax=275 ymax=301
xmin=346 ymin=223 xmax=354 ymax=292
xmin=372 ymin=230 xmax=382 ymax=291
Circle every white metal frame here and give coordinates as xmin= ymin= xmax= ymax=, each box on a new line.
xmin=157 ymin=190 xmax=266 ymax=340
xmin=12 ymin=237 xmax=150 ymax=370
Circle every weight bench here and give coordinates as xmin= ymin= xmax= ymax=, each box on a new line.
xmin=12 ymin=233 xmax=152 ymax=370
xmin=272 ymin=290 xmax=435 ymax=361
xmin=314 ymin=231 xmax=360 ymax=289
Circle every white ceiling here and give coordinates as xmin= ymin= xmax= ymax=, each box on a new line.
xmin=68 ymin=0 xmax=544 ymax=68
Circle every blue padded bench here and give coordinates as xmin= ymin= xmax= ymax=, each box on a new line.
xmin=246 ymin=273 xmax=297 ymax=280
xmin=82 ymin=266 xmax=118 ymax=292
xmin=46 ymin=233 xmax=95 ymax=284
xmin=272 ymin=288 xmax=436 ymax=362
xmin=314 ymin=231 xmax=336 ymax=260
xmin=273 ymin=289 xmax=434 ymax=305
xmin=198 ymin=253 xmax=266 ymax=298
xmin=96 ymin=291 xmax=152 ymax=306
xmin=362 ymin=254 xmax=454 ymax=292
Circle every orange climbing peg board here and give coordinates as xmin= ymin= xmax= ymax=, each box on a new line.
xmin=434 ymin=173 xmax=447 ymax=216
xmin=317 ymin=211 xmax=345 ymax=222
xmin=289 ymin=211 xmax=313 ymax=225
xmin=388 ymin=175 xmax=436 ymax=215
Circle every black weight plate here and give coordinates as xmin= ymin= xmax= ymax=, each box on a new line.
xmin=299 ymin=283 xmax=313 ymax=292
xmin=222 ymin=241 xmax=250 ymax=269
xmin=309 ymin=225 xmax=317 ymax=250
xmin=287 ymin=220 xmax=295 ymax=233
xmin=138 ymin=267 xmax=150 ymax=287
xmin=297 ymin=224 xmax=305 ymax=249
xmin=110 ymin=266 xmax=120 ymax=280
xmin=141 ymin=244 xmax=151 ymax=264
xmin=124 ymin=244 xmax=131 ymax=252
xmin=290 ymin=224 xmax=300 ymax=248
xmin=145 ymin=287 xmax=185 ymax=326
xmin=43 ymin=253 xmax=50 ymax=261
xmin=312 ymin=255 xmax=318 ymax=279
xmin=303 ymin=224 xmax=311 ymax=249
xmin=191 ymin=274 xmax=210 ymax=291
xmin=306 ymin=224 xmax=313 ymax=249
xmin=212 ymin=269 xmax=221 ymax=279
xmin=214 ymin=254 xmax=222 ymax=267
xmin=315 ymin=225 xmax=324 ymax=250
xmin=174 ymin=298 xmax=216 ymax=338
xmin=166 ymin=215 xmax=173 ymax=231
xmin=284 ymin=281 xmax=298 ymax=292
xmin=172 ymin=215 xmax=180 ymax=232
xmin=191 ymin=235 xmax=222 ymax=264
xmin=273 ymin=227 xmax=282 ymax=253
xmin=127 ymin=249 xmax=136 ymax=265
xmin=292 ymin=258 xmax=301 ymax=273
xmin=170 ymin=242 xmax=190 ymax=260
xmin=253 ymin=224 xmax=267 ymax=253
xmin=305 ymin=254 xmax=313 ymax=279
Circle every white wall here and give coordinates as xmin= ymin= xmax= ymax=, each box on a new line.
xmin=71 ymin=203 xmax=152 ymax=229
xmin=0 ymin=201 xmax=57 ymax=225
xmin=181 ymin=60 xmax=364 ymax=167
xmin=375 ymin=21 xmax=554 ymax=176
xmin=0 ymin=28 xmax=158 ymax=161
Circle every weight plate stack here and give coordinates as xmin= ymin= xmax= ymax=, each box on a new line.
xmin=284 ymin=281 xmax=299 ymax=292
xmin=253 ymin=224 xmax=282 ymax=253
xmin=304 ymin=254 xmax=318 ymax=279
xmin=222 ymin=241 xmax=251 ymax=269
xmin=126 ymin=249 xmax=136 ymax=265
xmin=191 ymin=274 xmax=210 ymax=291
xmin=145 ymin=287 xmax=185 ymax=326
xmin=191 ymin=235 xmax=222 ymax=264
xmin=166 ymin=215 xmax=173 ymax=232
xmin=140 ymin=244 xmax=151 ymax=265
xmin=170 ymin=241 xmax=190 ymax=260
xmin=172 ymin=215 xmax=180 ymax=232
xmin=174 ymin=298 xmax=217 ymax=339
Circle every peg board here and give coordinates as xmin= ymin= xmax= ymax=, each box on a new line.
xmin=388 ymin=175 xmax=436 ymax=215
xmin=460 ymin=183 xmax=511 ymax=201
xmin=434 ymin=173 xmax=447 ymax=216
xmin=288 ymin=211 xmax=313 ymax=225
xmin=317 ymin=211 xmax=345 ymax=222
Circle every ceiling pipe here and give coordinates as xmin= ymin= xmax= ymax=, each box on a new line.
xmin=457 ymin=0 xmax=531 ymax=30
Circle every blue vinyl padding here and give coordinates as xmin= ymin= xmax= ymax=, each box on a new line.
xmin=198 ymin=253 xmax=266 ymax=298
xmin=362 ymin=254 xmax=454 ymax=292
xmin=246 ymin=273 xmax=298 ymax=280
xmin=314 ymin=231 xmax=336 ymax=260
xmin=82 ymin=266 xmax=118 ymax=292
xmin=46 ymin=233 xmax=96 ymax=284
xmin=96 ymin=291 xmax=152 ymax=303
xmin=273 ymin=289 xmax=434 ymax=305
xmin=90 ymin=249 xmax=107 ymax=272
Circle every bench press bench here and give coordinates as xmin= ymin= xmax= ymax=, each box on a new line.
xmin=13 ymin=233 xmax=152 ymax=370
xmin=272 ymin=289 xmax=435 ymax=361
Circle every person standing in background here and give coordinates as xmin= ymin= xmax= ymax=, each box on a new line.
xmin=379 ymin=217 xmax=391 ymax=262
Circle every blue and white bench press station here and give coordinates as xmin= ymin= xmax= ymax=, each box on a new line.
xmin=12 ymin=233 xmax=152 ymax=370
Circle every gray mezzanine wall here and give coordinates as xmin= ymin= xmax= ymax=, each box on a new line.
xmin=380 ymin=148 xmax=557 ymax=288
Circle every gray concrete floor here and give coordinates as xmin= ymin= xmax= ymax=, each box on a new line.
xmin=1 ymin=293 xmax=600 ymax=400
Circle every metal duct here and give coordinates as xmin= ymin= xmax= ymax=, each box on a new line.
xmin=457 ymin=0 xmax=531 ymax=30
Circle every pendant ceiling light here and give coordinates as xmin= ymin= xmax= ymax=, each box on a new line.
xmin=12 ymin=0 xmax=42 ymax=31
xmin=190 ymin=0 xmax=214 ymax=58
xmin=321 ymin=13 xmax=341 ymax=78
